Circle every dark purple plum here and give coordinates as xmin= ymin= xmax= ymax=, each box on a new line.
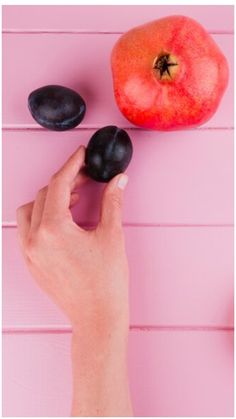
xmin=85 ymin=126 xmax=133 ymax=182
xmin=28 ymin=85 xmax=86 ymax=131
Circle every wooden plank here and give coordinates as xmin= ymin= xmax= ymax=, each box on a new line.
xmin=3 ymin=7 xmax=234 ymax=419
xmin=2 ymin=34 xmax=233 ymax=128
xmin=3 ymin=227 xmax=233 ymax=328
xmin=3 ymin=331 xmax=234 ymax=416
xmin=3 ymin=129 xmax=233 ymax=224
xmin=3 ymin=5 xmax=234 ymax=33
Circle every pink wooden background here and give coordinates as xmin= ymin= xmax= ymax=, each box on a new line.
xmin=2 ymin=5 xmax=234 ymax=417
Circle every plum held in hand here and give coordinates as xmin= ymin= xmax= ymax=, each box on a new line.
xmin=111 ymin=15 xmax=229 ymax=130
xmin=85 ymin=126 xmax=133 ymax=182
xmin=28 ymin=85 xmax=86 ymax=131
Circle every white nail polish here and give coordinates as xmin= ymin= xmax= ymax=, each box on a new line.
xmin=117 ymin=174 xmax=128 ymax=190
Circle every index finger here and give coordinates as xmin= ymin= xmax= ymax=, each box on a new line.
xmin=42 ymin=146 xmax=86 ymax=222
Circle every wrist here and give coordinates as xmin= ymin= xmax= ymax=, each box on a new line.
xmin=71 ymin=308 xmax=129 ymax=340
xmin=72 ymin=324 xmax=129 ymax=352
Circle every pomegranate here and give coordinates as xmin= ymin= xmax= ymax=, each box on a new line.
xmin=111 ymin=15 xmax=229 ymax=130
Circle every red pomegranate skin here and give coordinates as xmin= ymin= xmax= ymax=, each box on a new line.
xmin=111 ymin=15 xmax=229 ymax=130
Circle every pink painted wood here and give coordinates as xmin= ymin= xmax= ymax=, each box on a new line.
xmin=3 ymin=331 xmax=234 ymax=417
xmin=3 ymin=227 xmax=233 ymax=328
xmin=2 ymin=33 xmax=233 ymax=129
xmin=3 ymin=5 xmax=234 ymax=33
xmin=3 ymin=129 xmax=233 ymax=224
xmin=2 ymin=6 xmax=234 ymax=417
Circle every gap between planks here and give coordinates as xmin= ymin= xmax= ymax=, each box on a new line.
xmin=2 ymin=125 xmax=234 ymax=132
xmin=2 ymin=30 xmax=234 ymax=35
xmin=3 ymin=325 xmax=234 ymax=334
xmin=2 ymin=222 xmax=234 ymax=229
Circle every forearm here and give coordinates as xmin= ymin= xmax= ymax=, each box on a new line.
xmin=71 ymin=329 xmax=133 ymax=417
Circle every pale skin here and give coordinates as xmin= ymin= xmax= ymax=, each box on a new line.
xmin=16 ymin=146 xmax=133 ymax=417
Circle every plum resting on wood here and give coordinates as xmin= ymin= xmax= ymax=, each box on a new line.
xmin=85 ymin=126 xmax=133 ymax=182
xmin=28 ymin=85 xmax=86 ymax=131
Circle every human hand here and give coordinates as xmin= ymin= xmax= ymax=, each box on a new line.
xmin=16 ymin=146 xmax=129 ymax=336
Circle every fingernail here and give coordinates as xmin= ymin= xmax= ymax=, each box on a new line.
xmin=117 ymin=174 xmax=128 ymax=190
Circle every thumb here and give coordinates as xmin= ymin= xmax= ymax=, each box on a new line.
xmin=99 ymin=173 xmax=128 ymax=230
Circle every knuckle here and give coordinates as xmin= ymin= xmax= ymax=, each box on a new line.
xmin=25 ymin=234 xmax=38 ymax=257
xmin=16 ymin=203 xmax=27 ymax=216
xmin=16 ymin=203 xmax=31 ymax=223
xmin=37 ymin=186 xmax=47 ymax=197
xmin=110 ymin=192 xmax=122 ymax=209
xmin=39 ymin=221 xmax=57 ymax=237
xmin=40 ymin=217 xmax=63 ymax=240
xmin=25 ymin=224 xmax=56 ymax=258
xmin=50 ymin=171 xmax=63 ymax=184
